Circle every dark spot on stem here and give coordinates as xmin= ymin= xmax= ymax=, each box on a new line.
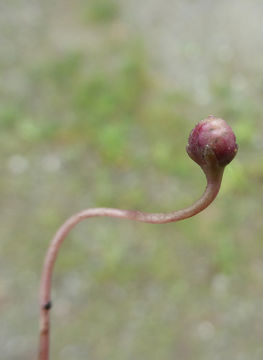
xmin=43 ymin=301 xmax=52 ymax=310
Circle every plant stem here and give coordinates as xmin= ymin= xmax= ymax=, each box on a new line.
xmin=38 ymin=169 xmax=223 ymax=360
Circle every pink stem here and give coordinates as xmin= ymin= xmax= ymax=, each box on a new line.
xmin=38 ymin=169 xmax=223 ymax=360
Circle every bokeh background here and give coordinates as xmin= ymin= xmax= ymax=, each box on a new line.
xmin=1 ymin=1 xmax=263 ymax=359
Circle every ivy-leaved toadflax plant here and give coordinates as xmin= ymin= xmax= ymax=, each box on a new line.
xmin=38 ymin=115 xmax=238 ymax=360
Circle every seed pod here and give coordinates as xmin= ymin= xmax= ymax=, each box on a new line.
xmin=186 ymin=115 xmax=238 ymax=168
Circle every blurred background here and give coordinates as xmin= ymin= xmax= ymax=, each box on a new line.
xmin=0 ymin=0 xmax=263 ymax=359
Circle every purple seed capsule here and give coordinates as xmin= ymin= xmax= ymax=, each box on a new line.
xmin=187 ymin=115 xmax=238 ymax=168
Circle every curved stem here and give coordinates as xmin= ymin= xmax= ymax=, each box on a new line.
xmin=38 ymin=169 xmax=223 ymax=360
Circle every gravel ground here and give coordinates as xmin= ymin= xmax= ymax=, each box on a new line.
xmin=121 ymin=0 xmax=263 ymax=93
